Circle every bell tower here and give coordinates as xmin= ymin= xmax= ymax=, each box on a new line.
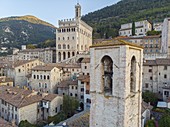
xmin=75 ymin=3 xmax=81 ymax=19
xmin=90 ymin=40 xmax=143 ymax=127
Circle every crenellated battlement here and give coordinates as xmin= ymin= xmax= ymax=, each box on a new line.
xmin=59 ymin=18 xmax=76 ymax=23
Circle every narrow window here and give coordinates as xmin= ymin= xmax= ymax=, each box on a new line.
xmin=130 ymin=56 xmax=136 ymax=92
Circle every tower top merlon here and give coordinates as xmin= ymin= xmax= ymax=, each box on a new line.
xmin=75 ymin=3 xmax=81 ymax=19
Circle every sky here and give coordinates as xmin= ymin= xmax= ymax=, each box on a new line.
xmin=0 ymin=0 xmax=120 ymax=26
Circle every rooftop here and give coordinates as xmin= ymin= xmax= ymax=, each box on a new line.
xmin=81 ymin=58 xmax=90 ymax=63
xmin=0 ymin=86 xmax=59 ymax=108
xmin=57 ymin=80 xmax=78 ymax=88
xmin=144 ymin=58 xmax=170 ymax=66
xmin=32 ymin=65 xmax=56 ymax=71
xmin=0 ymin=118 xmax=15 ymax=127
xmin=78 ymin=75 xmax=90 ymax=82
xmin=90 ymin=39 xmax=143 ymax=49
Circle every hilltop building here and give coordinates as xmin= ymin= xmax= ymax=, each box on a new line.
xmin=56 ymin=3 xmax=93 ymax=62
xmin=119 ymin=20 xmax=152 ymax=37
xmin=90 ymin=40 xmax=143 ymax=127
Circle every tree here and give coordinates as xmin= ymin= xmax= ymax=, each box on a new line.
xmin=146 ymin=30 xmax=161 ymax=36
xmin=19 ymin=120 xmax=37 ymax=127
xmin=145 ymin=120 xmax=155 ymax=127
xmin=142 ymin=91 xmax=158 ymax=106
xmin=159 ymin=114 xmax=170 ymax=127
xmin=63 ymin=95 xmax=79 ymax=117
xmin=26 ymin=44 xmax=36 ymax=49
xmin=132 ymin=21 xmax=135 ymax=36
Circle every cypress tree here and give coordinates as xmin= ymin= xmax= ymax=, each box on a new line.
xmin=132 ymin=21 xmax=135 ymax=36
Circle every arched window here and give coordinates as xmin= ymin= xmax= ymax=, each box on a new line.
xmin=37 ymin=75 xmax=39 ymax=79
xmin=68 ymin=37 xmax=69 ymax=40
xmin=130 ymin=56 xmax=136 ymax=92
xmin=63 ymin=37 xmax=65 ymax=40
xmin=47 ymin=75 xmax=50 ymax=80
xmin=63 ymin=44 xmax=66 ymax=49
xmin=63 ymin=52 xmax=66 ymax=60
xmin=68 ymin=52 xmax=70 ymax=58
xmin=101 ymin=56 xmax=113 ymax=96
xmin=67 ymin=45 xmax=70 ymax=49
xmin=45 ymin=83 xmax=47 ymax=88
xmin=58 ymin=44 xmax=61 ymax=49
xmin=58 ymin=52 xmax=61 ymax=62
xmin=39 ymin=83 xmax=41 ymax=87
xmin=34 ymin=75 xmax=36 ymax=79
xmin=44 ymin=75 xmax=46 ymax=80
xmin=40 ymin=75 xmax=42 ymax=79
xmin=72 ymin=52 xmax=75 ymax=57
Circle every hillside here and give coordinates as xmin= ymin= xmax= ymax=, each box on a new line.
xmin=82 ymin=0 xmax=170 ymax=39
xmin=0 ymin=15 xmax=56 ymax=49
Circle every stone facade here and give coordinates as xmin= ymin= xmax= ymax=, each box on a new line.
xmin=117 ymin=35 xmax=161 ymax=54
xmin=6 ymin=59 xmax=44 ymax=87
xmin=30 ymin=65 xmax=62 ymax=93
xmin=13 ymin=47 xmax=56 ymax=63
xmin=56 ymin=3 xmax=93 ymax=62
xmin=90 ymin=40 xmax=143 ymax=127
xmin=143 ymin=59 xmax=170 ymax=94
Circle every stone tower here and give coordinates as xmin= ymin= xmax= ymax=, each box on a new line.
xmin=75 ymin=3 xmax=81 ymax=19
xmin=90 ymin=39 xmax=143 ymax=127
xmin=56 ymin=3 xmax=93 ymax=63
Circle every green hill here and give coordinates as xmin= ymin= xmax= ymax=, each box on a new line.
xmin=82 ymin=0 xmax=170 ymax=39
xmin=0 ymin=15 xmax=56 ymax=49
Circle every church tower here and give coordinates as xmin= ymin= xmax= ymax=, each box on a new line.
xmin=90 ymin=40 xmax=143 ymax=127
xmin=75 ymin=3 xmax=81 ymax=19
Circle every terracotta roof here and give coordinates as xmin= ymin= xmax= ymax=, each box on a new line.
xmin=116 ymin=35 xmax=161 ymax=40
xmin=32 ymin=65 xmax=55 ymax=71
xmin=67 ymin=110 xmax=90 ymax=127
xmin=81 ymin=58 xmax=90 ymax=63
xmin=78 ymin=75 xmax=90 ymax=82
xmin=0 ymin=77 xmax=13 ymax=83
xmin=144 ymin=58 xmax=170 ymax=66
xmin=0 ymin=118 xmax=14 ymax=127
xmin=13 ymin=59 xmax=38 ymax=68
xmin=57 ymin=80 xmax=78 ymax=88
xmin=90 ymin=39 xmax=143 ymax=48
xmin=48 ymin=63 xmax=81 ymax=69
xmin=0 ymin=86 xmax=58 ymax=108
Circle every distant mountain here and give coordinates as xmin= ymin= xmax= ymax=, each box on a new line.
xmin=82 ymin=0 xmax=170 ymax=39
xmin=0 ymin=15 xmax=56 ymax=48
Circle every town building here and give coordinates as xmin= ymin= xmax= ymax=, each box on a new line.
xmin=15 ymin=47 xmax=56 ymax=63
xmin=30 ymin=64 xmax=62 ymax=93
xmin=119 ymin=20 xmax=152 ymax=37
xmin=6 ymin=59 xmax=44 ymax=87
xmin=56 ymin=3 xmax=93 ymax=62
xmin=0 ymin=86 xmax=63 ymax=125
xmin=90 ymin=39 xmax=143 ymax=127
xmin=0 ymin=76 xmax=13 ymax=86
xmin=116 ymin=35 xmax=168 ymax=60
xmin=161 ymin=18 xmax=170 ymax=57
xmin=153 ymin=22 xmax=163 ymax=31
xmin=143 ymin=58 xmax=170 ymax=94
